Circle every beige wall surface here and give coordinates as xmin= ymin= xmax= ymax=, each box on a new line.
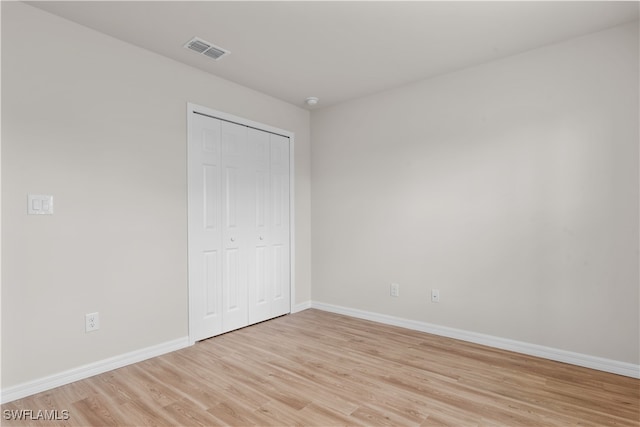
xmin=1 ymin=2 xmax=311 ymax=388
xmin=311 ymin=22 xmax=639 ymax=364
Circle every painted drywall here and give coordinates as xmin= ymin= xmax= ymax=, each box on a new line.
xmin=311 ymin=22 xmax=639 ymax=364
xmin=1 ymin=2 xmax=311 ymax=388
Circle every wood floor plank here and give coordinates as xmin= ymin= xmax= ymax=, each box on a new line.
xmin=161 ymin=398 xmax=219 ymax=427
xmin=207 ymin=399 xmax=266 ymax=426
xmin=2 ymin=309 xmax=638 ymax=426
xmin=117 ymin=400 xmax=175 ymax=427
xmin=297 ymin=403 xmax=368 ymax=427
xmin=71 ymin=395 xmax=123 ymax=426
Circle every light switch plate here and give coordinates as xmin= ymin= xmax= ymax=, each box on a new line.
xmin=28 ymin=195 xmax=54 ymax=215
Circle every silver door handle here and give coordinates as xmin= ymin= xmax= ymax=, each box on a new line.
xmin=230 ymin=237 xmax=235 ymax=242
xmin=259 ymin=236 xmax=264 ymax=240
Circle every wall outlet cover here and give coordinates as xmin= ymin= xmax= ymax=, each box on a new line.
xmin=85 ymin=312 xmax=100 ymax=332
xmin=390 ymin=283 xmax=400 ymax=297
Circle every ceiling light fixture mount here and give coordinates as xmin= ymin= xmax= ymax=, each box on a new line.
xmin=305 ymin=97 xmax=319 ymax=106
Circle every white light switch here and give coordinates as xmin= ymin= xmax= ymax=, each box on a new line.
xmin=28 ymin=195 xmax=53 ymax=215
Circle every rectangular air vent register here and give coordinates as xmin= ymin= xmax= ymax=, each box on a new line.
xmin=184 ymin=37 xmax=230 ymax=60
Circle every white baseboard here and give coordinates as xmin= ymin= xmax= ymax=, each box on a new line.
xmin=292 ymin=300 xmax=312 ymax=313
xmin=1 ymin=336 xmax=190 ymax=404
xmin=311 ymin=301 xmax=640 ymax=379
xmin=4 ymin=304 xmax=638 ymax=404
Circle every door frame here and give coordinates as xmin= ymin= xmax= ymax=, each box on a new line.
xmin=186 ymin=102 xmax=295 ymax=345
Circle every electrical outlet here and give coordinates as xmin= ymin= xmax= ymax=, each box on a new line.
xmin=431 ymin=289 xmax=440 ymax=303
xmin=390 ymin=283 xmax=400 ymax=297
xmin=85 ymin=312 xmax=100 ymax=332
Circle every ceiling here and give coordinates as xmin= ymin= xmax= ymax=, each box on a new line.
xmin=27 ymin=1 xmax=639 ymax=110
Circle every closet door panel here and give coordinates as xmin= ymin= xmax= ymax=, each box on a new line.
xmin=221 ymin=121 xmax=250 ymax=333
xmin=248 ymin=128 xmax=272 ymax=324
xmin=188 ymin=114 xmax=223 ymax=340
xmin=269 ymin=134 xmax=291 ymax=317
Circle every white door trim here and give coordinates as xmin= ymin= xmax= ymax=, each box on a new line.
xmin=186 ymin=103 xmax=295 ymax=345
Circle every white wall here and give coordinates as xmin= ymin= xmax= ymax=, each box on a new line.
xmin=2 ymin=1 xmax=638 ymax=394
xmin=311 ymin=22 xmax=639 ymax=364
xmin=1 ymin=2 xmax=311 ymax=388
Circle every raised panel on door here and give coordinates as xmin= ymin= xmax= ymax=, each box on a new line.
xmin=188 ymin=113 xmax=223 ymax=341
xmin=203 ymin=250 xmax=220 ymax=317
xmin=221 ymin=121 xmax=250 ymax=333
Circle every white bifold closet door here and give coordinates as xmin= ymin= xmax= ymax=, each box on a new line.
xmin=189 ymin=112 xmax=290 ymax=342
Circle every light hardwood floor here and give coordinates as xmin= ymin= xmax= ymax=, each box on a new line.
xmin=3 ymin=309 xmax=639 ymax=426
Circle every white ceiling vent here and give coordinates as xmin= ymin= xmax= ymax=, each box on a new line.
xmin=184 ymin=37 xmax=230 ymax=61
